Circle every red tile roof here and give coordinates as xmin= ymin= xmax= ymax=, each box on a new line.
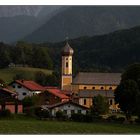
xmin=2 ymin=88 xmax=17 ymax=96
xmin=15 ymin=80 xmax=45 ymax=91
xmin=46 ymin=89 xmax=70 ymax=99
xmin=44 ymin=86 xmax=58 ymax=89
xmin=0 ymin=88 xmax=17 ymax=98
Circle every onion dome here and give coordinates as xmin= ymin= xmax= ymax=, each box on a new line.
xmin=62 ymin=42 xmax=74 ymax=56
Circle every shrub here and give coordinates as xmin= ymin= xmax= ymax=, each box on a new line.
xmin=35 ymin=107 xmax=50 ymax=118
xmin=135 ymin=118 xmax=140 ymax=124
xmin=92 ymin=115 xmax=104 ymax=122
xmin=23 ymin=106 xmax=36 ymax=117
xmin=0 ymin=109 xmax=11 ymax=118
xmin=83 ymin=114 xmax=93 ymax=122
xmin=56 ymin=110 xmax=64 ymax=119
xmin=71 ymin=113 xmax=83 ymax=122
xmin=116 ymin=117 xmax=125 ymax=123
xmin=71 ymin=113 xmax=93 ymax=122
xmin=106 ymin=115 xmax=117 ymax=122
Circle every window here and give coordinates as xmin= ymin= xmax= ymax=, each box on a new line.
xmin=64 ymin=110 xmax=67 ymax=114
xmin=110 ymin=99 xmax=113 ymax=105
xmin=18 ymin=85 xmax=22 ymax=88
xmin=71 ymin=110 xmax=75 ymax=114
xmin=22 ymin=92 xmax=27 ymax=96
xmin=84 ymin=87 xmax=87 ymax=89
xmin=66 ymin=58 xmax=68 ymax=60
xmin=92 ymin=87 xmax=95 ymax=89
xmin=109 ymin=87 xmax=112 ymax=90
xmin=12 ymin=85 xmax=15 ymax=88
xmin=100 ymin=87 xmax=104 ymax=90
xmin=78 ymin=110 xmax=81 ymax=114
xmin=84 ymin=99 xmax=87 ymax=105
xmin=66 ymin=62 xmax=68 ymax=67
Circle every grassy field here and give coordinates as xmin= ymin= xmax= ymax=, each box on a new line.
xmin=0 ymin=116 xmax=140 ymax=134
xmin=0 ymin=67 xmax=52 ymax=84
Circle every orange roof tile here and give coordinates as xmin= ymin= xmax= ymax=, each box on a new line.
xmin=46 ymin=89 xmax=70 ymax=99
xmin=15 ymin=80 xmax=45 ymax=91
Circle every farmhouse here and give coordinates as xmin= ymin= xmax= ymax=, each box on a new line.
xmin=39 ymin=87 xmax=70 ymax=105
xmin=0 ymin=88 xmax=23 ymax=113
xmin=61 ymin=42 xmax=121 ymax=111
xmin=10 ymin=80 xmax=45 ymax=100
xmin=42 ymin=100 xmax=88 ymax=117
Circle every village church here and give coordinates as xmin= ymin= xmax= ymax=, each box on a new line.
xmin=61 ymin=42 xmax=121 ymax=111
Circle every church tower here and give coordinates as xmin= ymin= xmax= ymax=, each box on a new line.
xmin=61 ymin=42 xmax=74 ymax=90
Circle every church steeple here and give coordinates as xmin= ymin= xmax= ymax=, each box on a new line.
xmin=61 ymin=41 xmax=74 ymax=90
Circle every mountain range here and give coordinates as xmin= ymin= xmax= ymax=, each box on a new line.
xmin=1 ymin=6 xmax=140 ymax=43
xmin=0 ymin=5 xmax=63 ymax=43
xmin=24 ymin=6 xmax=140 ymax=43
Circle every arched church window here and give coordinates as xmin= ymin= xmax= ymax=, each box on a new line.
xmin=92 ymin=87 xmax=95 ymax=89
xmin=84 ymin=87 xmax=87 ymax=89
xmin=109 ymin=87 xmax=112 ymax=90
xmin=101 ymin=87 xmax=104 ymax=90
xmin=84 ymin=99 xmax=87 ymax=105
xmin=66 ymin=62 xmax=68 ymax=67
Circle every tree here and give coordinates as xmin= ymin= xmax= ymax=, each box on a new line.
xmin=35 ymin=71 xmax=59 ymax=86
xmin=114 ymin=80 xmax=140 ymax=120
xmin=90 ymin=95 xmax=109 ymax=116
xmin=121 ymin=63 xmax=140 ymax=89
xmin=46 ymin=74 xmax=58 ymax=86
xmin=35 ymin=71 xmax=47 ymax=86
xmin=114 ymin=63 xmax=140 ymax=120
xmin=32 ymin=47 xmax=53 ymax=69
xmin=22 ymin=95 xmax=46 ymax=116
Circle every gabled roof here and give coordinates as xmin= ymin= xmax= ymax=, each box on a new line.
xmin=73 ymin=72 xmax=121 ymax=85
xmin=47 ymin=100 xmax=89 ymax=109
xmin=0 ymin=88 xmax=17 ymax=98
xmin=12 ymin=80 xmax=45 ymax=91
xmin=46 ymin=89 xmax=70 ymax=99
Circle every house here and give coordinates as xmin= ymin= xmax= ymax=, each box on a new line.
xmin=61 ymin=42 xmax=121 ymax=111
xmin=39 ymin=87 xmax=70 ymax=105
xmin=42 ymin=100 xmax=88 ymax=118
xmin=10 ymin=80 xmax=45 ymax=100
xmin=0 ymin=88 xmax=23 ymax=113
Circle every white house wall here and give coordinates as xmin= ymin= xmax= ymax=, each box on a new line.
xmin=11 ymin=83 xmax=41 ymax=100
xmin=51 ymin=103 xmax=87 ymax=117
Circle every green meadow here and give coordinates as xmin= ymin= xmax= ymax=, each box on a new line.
xmin=0 ymin=116 xmax=140 ymax=134
xmin=0 ymin=67 xmax=52 ymax=84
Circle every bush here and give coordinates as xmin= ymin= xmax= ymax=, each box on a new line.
xmin=83 ymin=114 xmax=93 ymax=122
xmin=106 ymin=115 xmax=125 ymax=123
xmin=24 ymin=107 xmax=35 ymax=117
xmin=135 ymin=118 xmax=140 ymax=124
xmin=116 ymin=117 xmax=125 ymax=123
xmin=71 ymin=113 xmax=93 ymax=122
xmin=92 ymin=115 xmax=104 ymax=122
xmin=35 ymin=107 xmax=50 ymax=118
xmin=106 ymin=115 xmax=117 ymax=122
xmin=56 ymin=110 xmax=65 ymax=120
xmin=0 ymin=109 xmax=11 ymax=118
xmin=71 ymin=113 xmax=84 ymax=122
